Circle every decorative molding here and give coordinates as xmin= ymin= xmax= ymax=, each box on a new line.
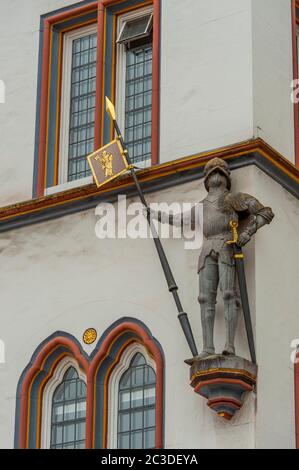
xmin=2 ymin=138 xmax=299 ymax=234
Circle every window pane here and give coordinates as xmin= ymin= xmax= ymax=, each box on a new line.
xmin=120 ymin=369 xmax=131 ymax=390
xmin=53 ymin=404 xmax=64 ymax=423
xmin=131 ymin=411 xmax=143 ymax=430
xmin=76 ymin=441 xmax=85 ymax=449
xmin=131 ymin=366 xmax=144 ymax=387
xmin=131 ymin=430 xmax=143 ymax=449
xmin=67 ymin=32 xmax=97 ymax=181
xmin=124 ymin=43 xmax=152 ymax=164
xmin=76 ymin=401 xmax=86 ymax=419
xmin=144 ymin=428 xmax=155 ymax=449
xmin=144 ymin=387 xmax=155 ymax=406
xmin=118 ymin=432 xmax=130 ymax=449
xmin=64 ymin=402 xmax=76 ymax=421
xmin=53 ymin=383 xmax=64 ymax=403
xmin=144 ymin=408 xmax=155 ymax=428
xmin=146 ymin=367 xmax=155 ymax=384
xmin=52 ymin=425 xmax=63 ymax=445
xmin=76 ymin=421 xmax=85 ymax=441
xmin=64 ymin=423 xmax=75 ymax=443
xmin=119 ymin=390 xmax=130 ymax=410
xmin=119 ymin=412 xmax=130 ymax=432
xmin=64 ymin=442 xmax=75 ymax=450
xmin=64 ymin=381 xmax=77 ymax=400
xmin=131 ymin=389 xmax=143 ymax=408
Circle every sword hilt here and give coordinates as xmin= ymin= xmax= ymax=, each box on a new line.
xmin=226 ymin=220 xmax=239 ymax=245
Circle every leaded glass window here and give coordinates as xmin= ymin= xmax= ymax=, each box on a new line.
xmin=118 ymin=353 xmax=156 ymax=449
xmin=68 ymin=33 xmax=97 ymax=182
xmin=50 ymin=367 xmax=86 ymax=449
xmin=124 ymin=41 xmax=152 ymax=164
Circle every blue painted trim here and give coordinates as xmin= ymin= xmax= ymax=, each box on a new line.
xmin=55 ymin=11 xmax=98 ymax=32
xmin=46 ymin=27 xmax=60 ymax=188
xmin=109 ymin=0 xmax=147 ymax=14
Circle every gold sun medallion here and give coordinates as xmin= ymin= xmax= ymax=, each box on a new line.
xmin=83 ymin=328 xmax=97 ymax=345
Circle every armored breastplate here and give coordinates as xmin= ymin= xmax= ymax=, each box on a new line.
xmin=202 ymin=196 xmax=235 ymax=239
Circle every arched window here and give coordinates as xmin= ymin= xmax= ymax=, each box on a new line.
xmin=50 ymin=366 xmax=87 ymax=449
xmin=114 ymin=349 xmax=156 ymax=449
xmin=39 ymin=358 xmax=87 ymax=449
xmin=16 ymin=322 xmax=163 ymax=449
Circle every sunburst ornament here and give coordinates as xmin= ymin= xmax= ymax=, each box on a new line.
xmin=83 ymin=328 xmax=97 ymax=345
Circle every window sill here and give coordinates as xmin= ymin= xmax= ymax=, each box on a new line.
xmin=45 ymin=159 xmax=150 ymax=196
xmin=45 ymin=176 xmax=93 ymax=195
xmin=133 ymin=158 xmax=151 ymax=170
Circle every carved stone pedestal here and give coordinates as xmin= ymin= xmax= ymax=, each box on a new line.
xmin=185 ymin=355 xmax=257 ymax=420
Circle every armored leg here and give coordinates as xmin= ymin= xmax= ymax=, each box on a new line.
xmin=219 ymin=262 xmax=238 ymax=355
xmin=198 ymin=254 xmax=219 ymax=357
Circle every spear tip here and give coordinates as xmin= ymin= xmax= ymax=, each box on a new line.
xmin=105 ymin=96 xmax=116 ymax=121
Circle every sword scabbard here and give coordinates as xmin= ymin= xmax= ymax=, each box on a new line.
xmin=227 ymin=220 xmax=256 ymax=364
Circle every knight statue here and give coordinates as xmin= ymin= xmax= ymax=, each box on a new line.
xmin=150 ymin=157 xmax=274 ymax=359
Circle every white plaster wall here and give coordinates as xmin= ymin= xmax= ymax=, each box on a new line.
xmin=1 ymin=166 xmax=296 ymax=449
xmin=252 ymin=0 xmax=295 ymax=162
xmin=0 ymin=0 xmax=82 ymax=206
xmin=159 ymin=0 xmax=253 ymax=162
xmin=251 ymin=168 xmax=299 ymax=448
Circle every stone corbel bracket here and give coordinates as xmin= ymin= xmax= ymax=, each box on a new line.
xmin=186 ymin=355 xmax=258 ymax=420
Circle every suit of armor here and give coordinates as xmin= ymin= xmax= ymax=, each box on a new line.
xmin=151 ymin=158 xmax=274 ymax=358
xmin=197 ymin=189 xmax=273 ymax=357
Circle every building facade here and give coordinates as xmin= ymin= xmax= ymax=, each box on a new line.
xmin=0 ymin=0 xmax=299 ymax=449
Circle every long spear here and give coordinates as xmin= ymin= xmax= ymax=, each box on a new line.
xmin=105 ymin=97 xmax=198 ymax=357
